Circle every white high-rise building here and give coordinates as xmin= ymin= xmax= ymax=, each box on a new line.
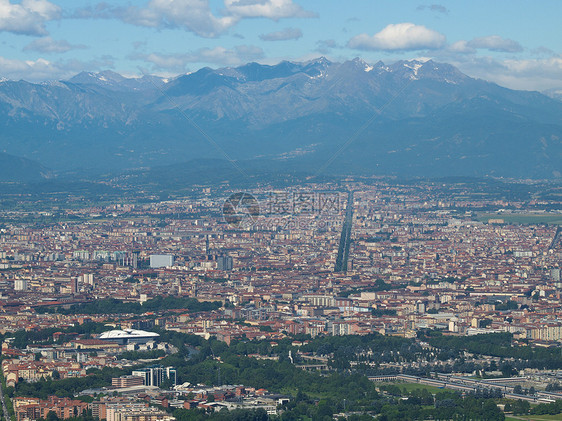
xmin=131 ymin=365 xmax=177 ymax=387
xmin=150 ymin=254 xmax=174 ymax=268
xmin=14 ymin=279 xmax=28 ymax=291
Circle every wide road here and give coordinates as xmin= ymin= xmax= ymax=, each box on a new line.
xmin=549 ymin=226 xmax=562 ymax=250
xmin=0 ymin=375 xmax=9 ymax=420
xmin=335 ymin=191 xmax=353 ymax=272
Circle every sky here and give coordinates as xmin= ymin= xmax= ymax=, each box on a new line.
xmin=1 ymin=0 xmax=561 ymax=91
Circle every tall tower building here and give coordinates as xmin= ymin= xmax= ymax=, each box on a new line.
xmin=132 ymin=251 xmax=139 ymax=269
xmin=70 ymin=277 xmax=79 ymax=294
xmin=217 ymin=255 xmax=233 ymax=271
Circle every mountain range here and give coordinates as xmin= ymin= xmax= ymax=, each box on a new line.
xmin=0 ymin=57 xmax=561 ymax=181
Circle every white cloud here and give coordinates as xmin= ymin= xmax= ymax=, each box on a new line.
xmin=0 ymin=56 xmax=53 ymax=80
xmin=467 ymin=35 xmax=523 ymax=53
xmin=0 ymin=0 xmax=61 ymax=36
xmin=438 ymin=54 xmax=562 ymax=91
xmin=0 ymin=55 xmax=114 ymax=81
xmin=75 ymin=0 xmax=314 ymax=38
xmin=140 ymin=53 xmax=190 ymax=73
xmin=416 ymin=4 xmax=449 ymax=14
xmin=500 ymin=56 xmax=562 ymax=89
xmin=195 ymin=45 xmax=265 ymax=65
xmin=316 ymin=39 xmax=337 ymax=54
xmin=24 ymin=37 xmax=87 ymax=53
xmin=531 ymin=46 xmax=555 ymax=57
xmin=122 ymin=0 xmax=236 ymax=38
xmin=348 ymin=23 xmax=446 ymax=51
xmin=448 ymin=40 xmax=476 ymax=54
xmin=259 ymin=27 xmax=302 ymax=41
xmin=224 ymin=0 xmax=315 ymax=20
xmin=135 ymin=45 xmax=265 ymax=72
xmin=444 ymin=36 xmax=523 ymax=59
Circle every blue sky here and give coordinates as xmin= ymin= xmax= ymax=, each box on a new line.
xmin=1 ymin=0 xmax=561 ymax=91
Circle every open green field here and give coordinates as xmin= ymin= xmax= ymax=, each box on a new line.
xmin=372 ymin=381 xmax=445 ymax=395
xmin=506 ymin=415 xmax=562 ymax=421
xmin=477 ymin=213 xmax=562 ymax=225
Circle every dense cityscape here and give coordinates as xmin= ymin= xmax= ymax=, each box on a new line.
xmin=0 ymin=179 xmax=561 ymax=420
xmin=2 ymin=1 xmax=562 ymax=420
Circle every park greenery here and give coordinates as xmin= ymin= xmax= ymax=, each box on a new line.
xmin=35 ymin=296 xmax=222 ymax=316
xmin=424 ymin=331 xmax=562 ymax=369
xmin=7 ymin=321 xmax=110 ymax=349
xmin=4 ymin=327 xmax=562 ymax=420
xmin=117 ymin=349 xmax=166 ymax=360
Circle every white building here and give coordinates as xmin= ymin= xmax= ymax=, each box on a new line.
xmin=150 ymin=254 xmax=174 ymax=268
xmin=14 ymin=279 xmax=28 ymax=291
xmin=98 ymin=329 xmax=160 ymax=345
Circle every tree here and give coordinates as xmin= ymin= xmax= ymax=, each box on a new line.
xmin=160 ymin=377 xmax=173 ymax=390
xmin=480 ymin=319 xmax=493 ymax=328
xmin=46 ymin=411 xmax=60 ymax=421
xmin=500 ymin=363 xmax=515 ymax=377
xmin=512 ymin=399 xmax=530 ymax=415
xmin=482 ymin=399 xmax=503 ymax=421
xmin=532 ymin=292 xmax=540 ymax=301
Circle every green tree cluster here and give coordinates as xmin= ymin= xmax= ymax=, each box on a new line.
xmin=37 ymin=296 xmax=221 ymax=316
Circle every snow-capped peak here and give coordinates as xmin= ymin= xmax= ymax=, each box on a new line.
xmin=348 ymin=57 xmax=377 ymax=72
xmin=407 ymin=57 xmax=432 ymax=63
xmin=306 ymin=56 xmax=331 ymax=66
xmin=0 ymin=77 xmax=8 ymax=83
xmin=351 ymin=57 xmax=368 ymax=65
xmin=403 ymin=62 xmax=423 ymax=76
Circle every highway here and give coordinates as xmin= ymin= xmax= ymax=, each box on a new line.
xmin=335 ymin=191 xmax=353 ymax=272
xmin=550 ymin=226 xmax=562 ymax=250
xmin=369 ymin=373 xmax=562 ymax=404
